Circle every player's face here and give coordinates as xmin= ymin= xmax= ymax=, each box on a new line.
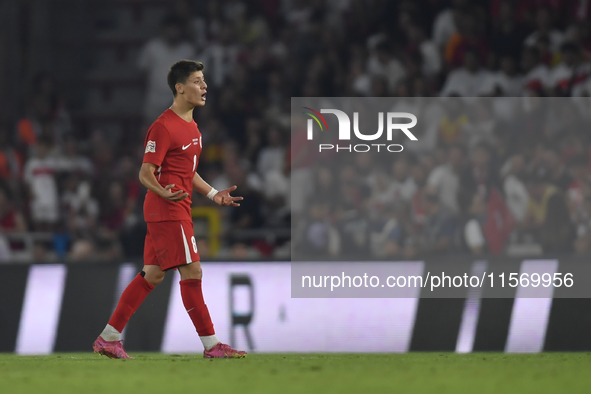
xmin=181 ymin=71 xmax=207 ymax=107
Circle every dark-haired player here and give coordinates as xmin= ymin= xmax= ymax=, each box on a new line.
xmin=93 ymin=60 xmax=246 ymax=359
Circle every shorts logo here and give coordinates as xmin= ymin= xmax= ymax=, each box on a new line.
xmin=145 ymin=140 xmax=156 ymax=153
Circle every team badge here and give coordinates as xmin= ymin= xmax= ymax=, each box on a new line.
xmin=145 ymin=140 xmax=156 ymax=153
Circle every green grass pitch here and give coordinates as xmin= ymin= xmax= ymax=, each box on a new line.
xmin=1 ymin=353 xmax=590 ymax=394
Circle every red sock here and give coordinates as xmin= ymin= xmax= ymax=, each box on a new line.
xmin=180 ymin=279 xmax=215 ymax=336
xmin=108 ymin=273 xmax=155 ymax=332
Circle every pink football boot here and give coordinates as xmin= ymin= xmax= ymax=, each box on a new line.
xmin=203 ymin=342 xmax=247 ymax=358
xmin=93 ymin=336 xmax=132 ymax=359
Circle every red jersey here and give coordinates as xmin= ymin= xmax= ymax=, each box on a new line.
xmin=142 ymin=109 xmax=202 ymax=222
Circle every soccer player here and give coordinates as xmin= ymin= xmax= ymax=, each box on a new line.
xmin=93 ymin=60 xmax=246 ymax=359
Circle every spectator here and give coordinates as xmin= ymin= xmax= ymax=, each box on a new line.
xmin=29 ymin=72 xmax=72 ymax=149
xmin=243 ymin=118 xmax=264 ymax=167
xmin=332 ymin=164 xmax=371 ymax=257
xmin=97 ymin=181 xmax=127 ymax=260
xmin=462 ymin=100 xmax=496 ymax=148
xmin=138 ymin=14 xmax=196 ymax=122
xmin=69 ymin=238 xmax=96 ymax=261
xmin=61 ymin=176 xmax=99 ymax=241
xmin=551 ymin=42 xmax=591 ymax=96
xmin=521 ymin=46 xmax=552 ymax=94
xmin=348 ymin=58 xmax=373 ymax=96
xmin=406 ymin=190 xmax=457 ymax=257
xmin=257 ymin=127 xmax=286 ymax=175
xmin=23 ymin=137 xmax=60 ymax=231
xmin=432 ymin=0 xmax=466 ymax=49
xmin=545 ymin=148 xmax=573 ymax=190
xmin=565 ymin=153 xmax=591 ymax=219
xmin=289 ymin=118 xmax=316 ymax=218
xmin=460 ymin=143 xmax=500 ymax=200
xmin=573 ymin=181 xmax=591 ymax=254
xmin=404 ymin=23 xmax=441 ymax=77
xmin=490 ymin=1 xmax=530 ymax=60
xmin=436 ymin=97 xmax=469 ymax=145
xmin=0 ymin=186 xmax=27 ymax=234
xmin=0 ymin=127 xmax=22 ymax=178
xmin=0 ymin=185 xmax=28 ymax=261
xmin=367 ymin=170 xmax=395 ymax=221
xmin=58 ymin=136 xmax=94 ymax=176
xmin=463 ymin=191 xmax=488 ymax=255
xmin=370 ymin=202 xmax=406 ymax=258
xmin=409 ymin=160 xmax=430 ymax=229
xmin=200 ymin=25 xmax=241 ymax=89
xmin=0 ymin=234 xmax=10 ymax=262
xmin=255 ymin=127 xmax=289 ymax=225
xmin=310 ymin=166 xmax=335 ymax=206
xmin=524 ymin=7 xmax=565 ymax=54
xmin=16 ymin=72 xmax=71 ymax=155
xmin=366 ymin=42 xmax=406 ymax=95
xmin=116 ymin=156 xmax=143 ymax=226
xmin=0 ymin=127 xmax=24 ymax=199
xmin=444 ymin=6 xmax=488 ymax=69
xmin=335 ymin=202 xmax=370 ymax=258
xmin=441 ymin=49 xmax=491 ymax=97
xmin=521 ymin=167 xmax=575 ymax=253
xmin=227 ymin=164 xmax=264 ymax=231
xmin=566 ymin=20 xmax=591 ymax=54
xmin=501 ymin=154 xmax=530 ymax=222
xmin=480 ymin=55 xmax=524 ymax=96
xmin=462 ymin=186 xmax=514 ymax=255
xmin=297 ymin=199 xmax=339 ymax=258
xmin=390 ymin=156 xmax=418 ymax=203
xmin=427 ymin=145 xmax=465 ymax=214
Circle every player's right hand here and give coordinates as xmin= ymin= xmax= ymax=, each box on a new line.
xmin=160 ymin=184 xmax=189 ymax=202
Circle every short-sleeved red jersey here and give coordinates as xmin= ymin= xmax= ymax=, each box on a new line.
xmin=142 ymin=109 xmax=202 ymax=222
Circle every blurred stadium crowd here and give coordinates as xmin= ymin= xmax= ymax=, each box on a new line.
xmin=1 ymin=0 xmax=591 ymax=261
xmin=292 ymin=97 xmax=591 ymax=259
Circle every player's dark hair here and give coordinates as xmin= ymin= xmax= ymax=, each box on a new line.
xmin=167 ymin=60 xmax=204 ymax=96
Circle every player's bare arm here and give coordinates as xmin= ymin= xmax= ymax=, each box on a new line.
xmin=139 ymin=162 xmax=189 ymax=202
xmin=192 ymin=172 xmax=243 ymax=207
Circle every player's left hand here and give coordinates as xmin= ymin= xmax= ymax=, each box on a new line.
xmin=213 ymin=185 xmax=243 ymax=207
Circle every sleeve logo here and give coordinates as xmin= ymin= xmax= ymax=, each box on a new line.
xmin=145 ymin=140 xmax=156 ymax=153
